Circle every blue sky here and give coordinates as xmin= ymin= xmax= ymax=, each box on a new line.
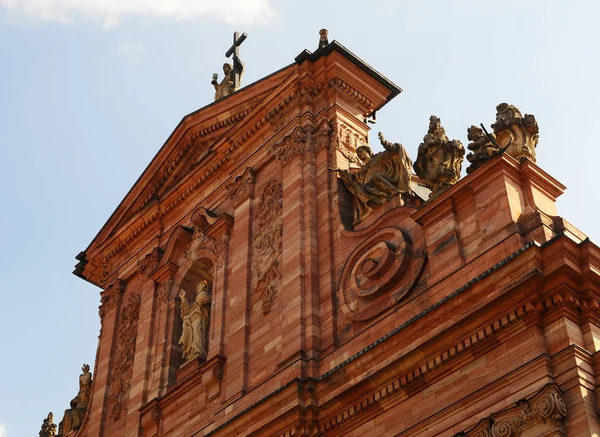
xmin=1 ymin=1 xmax=599 ymax=435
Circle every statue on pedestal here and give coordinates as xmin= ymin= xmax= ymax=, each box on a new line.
xmin=179 ymin=280 xmax=212 ymax=363
xmin=491 ymin=103 xmax=538 ymax=163
xmin=465 ymin=125 xmax=501 ymax=174
xmin=331 ymin=132 xmax=416 ymax=224
xmin=211 ymin=32 xmax=246 ymax=101
xmin=39 ymin=412 xmax=57 ymax=437
xmin=58 ymin=364 xmax=92 ymax=436
xmin=414 ymin=116 xmax=465 ymax=198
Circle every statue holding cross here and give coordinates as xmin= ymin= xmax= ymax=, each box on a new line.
xmin=211 ymin=31 xmax=247 ymax=101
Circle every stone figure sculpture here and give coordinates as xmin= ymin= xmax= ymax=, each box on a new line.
xmin=58 ymin=364 xmax=92 ymax=436
xmin=414 ymin=116 xmax=465 ymax=198
xmin=211 ymin=31 xmax=246 ymax=101
xmin=331 ymin=132 xmax=416 ymax=224
xmin=39 ymin=412 xmax=57 ymax=437
xmin=179 ymin=280 xmax=212 ymax=363
xmin=465 ymin=125 xmax=500 ymax=174
xmin=491 ymin=103 xmax=539 ymax=163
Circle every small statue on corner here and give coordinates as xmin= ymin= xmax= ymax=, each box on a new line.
xmin=39 ymin=412 xmax=57 ymax=437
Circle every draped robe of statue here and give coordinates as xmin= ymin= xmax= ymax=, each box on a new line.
xmin=338 ymin=139 xmax=415 ymax=224
xmin=59 ymin=365 xmax=92 ymax=436
xmin=179 ymin=281 xmax=212 ymax=362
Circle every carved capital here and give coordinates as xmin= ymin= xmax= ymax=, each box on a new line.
xmin=137 ymin=247 xmax=164 ymax=278
xmin=457 ymin=385 xmax=567 ymax=436
xmin=99 ymin=279 xmax=125 ymax=320
xmin=226 ymin=167 xmax=256 ymax=205
xmin=274 ymin=126 xmax=308 ymax=164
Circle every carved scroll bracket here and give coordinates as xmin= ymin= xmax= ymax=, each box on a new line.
xmin=137 ymin=247 xmax=164 ymax=278
xmin=226 ymin=167 xmax=256 ymax=205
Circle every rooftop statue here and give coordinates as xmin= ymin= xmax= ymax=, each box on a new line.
xmin=211 ymin=31 xmax=246 ymax=101
xmin=491 ymin=103 xmax=539 ymax=163
xmin=58 ymin=364 xmax=92 ymax=436
xmin=331 ymin=132 xmax=416 ymax=225
xmin=179 ymin=280 xmax=212 ymax=363
xmin=39 ymin=412 xmax=57 ymax=437
xmin=465 ymin=125 xmax=501 ymax=174
xmin=414 ymin=115 xmax=464 ymax=198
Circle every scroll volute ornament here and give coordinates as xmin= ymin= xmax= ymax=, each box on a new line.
xmin=414 ymin=116 xmax=465 ymax=198
xmin=491 ymin=103 xmax=539 ymax=163
xmin=338 ymin=208 xmax=426 ymax=322
xmin=226 ymin=167 xmax=256 ymax=205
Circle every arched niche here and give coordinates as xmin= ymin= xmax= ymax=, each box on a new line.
xmin=167 ymin=255 xmax=214 ymax=386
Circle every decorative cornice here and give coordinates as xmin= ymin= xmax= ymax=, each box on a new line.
xmin=226 ymin=167 xmax=257 ymax=205
xmin=328 ymin=78 xmax=374 ymax=114
xmin=455 ymin=384 xmax=567 ymax=437
xmin=98 ymin=279 xmax=125 ymax=320
xmin=319 ymin=302 xmax=537 ymax=434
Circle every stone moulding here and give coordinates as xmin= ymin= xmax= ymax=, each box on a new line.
xmin=199 ymin=243 xmax=543 ymax=436
xmin=455 ymin=384 xmax=567 ymax=437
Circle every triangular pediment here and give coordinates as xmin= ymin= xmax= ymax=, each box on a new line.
xmin=79 ymin=41 xmax=402 ymax=286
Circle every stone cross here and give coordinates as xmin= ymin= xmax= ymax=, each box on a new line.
xmin=225 ymin=31 xmax=247 ymax=90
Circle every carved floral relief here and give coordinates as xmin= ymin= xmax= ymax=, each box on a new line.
xmin=253 ymin=180 xmax=283 ymax=313
xmin=110 ymin=293 xmax=141 ymax=421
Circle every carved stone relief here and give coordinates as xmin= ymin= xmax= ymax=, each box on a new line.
xmin=333 ymin=123 xmax=367 ymax=164
xmin=157 ymin=278 xmax=174 ymax=306
xmin=226 ymin=167 xmax=256 ymax=205
xmin=99 ymin=279 xmax=125 ymax=320
xmin=185 ymin=228 xmax=230 ymax=268
xmin=137 ymin=247 xmax=163 ymax=278
xmin=313 ymin=118 xmax=333 ymax=154
xmin=337 ymin=209 xmax=426 ymax=322
xmin=273 ymin=126 xmax=308 ymax=163
xmin=456 ymin=385 xmax=567 ymax=437
xmin=110 ymin=293 xmax=141 ymax=421
xmin=253 ymin=180 xmax=283 ymax=313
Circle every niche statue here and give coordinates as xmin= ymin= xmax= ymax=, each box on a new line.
xmin=58 ymin=364 xmax=92 ymax=436
xmin=331 ymin=132 xmax=416 ymax=224
xmin=179 ymin=280 xmax=212 ymax=363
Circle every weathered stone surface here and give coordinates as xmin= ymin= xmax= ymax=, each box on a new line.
xmin=492 ymin=102 xmax=539 ymax=163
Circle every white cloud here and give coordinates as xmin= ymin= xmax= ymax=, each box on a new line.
xmin=0 ymin=422 xmax=6 ymax=437
xmin=0 ymin=0 xmax=276 ymax=27
xmin=119 ymin=42 xmax=144 ymax=59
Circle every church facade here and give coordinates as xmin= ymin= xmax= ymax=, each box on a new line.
xmin=50 ymin=35 xmax=600 ymax=436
